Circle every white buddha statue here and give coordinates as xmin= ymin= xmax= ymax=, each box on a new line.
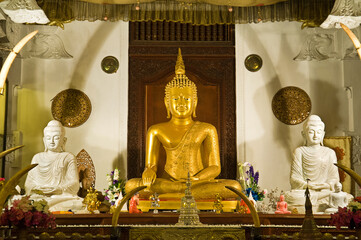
xmin=24 ymin=120 xmax=84 ymax=212
xmin=285 ymin=115 xmax=343 ymax=213
xmin=325 ymin=182 xmax=349 ymax=214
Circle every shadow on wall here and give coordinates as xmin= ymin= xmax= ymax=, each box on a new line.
xmin=311 ymin=80 xmax=342 ymax=136
xmin=251 ymin=32 xmax=307 ymax=156
xmin=18 ymin=89 xmax=52 ymax=165
xmin=68 ymin=21 xmax=119 ymax=90
xmin=66 ymin=21 xmax=123 ymax=182
xmin=112 ymin=151 xmax=127 ymax=180
xmin=243 ymin=30 xmax=307 ymax=191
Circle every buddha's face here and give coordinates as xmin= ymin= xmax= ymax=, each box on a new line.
xmin=44 ymin=129 xmax=65 ymax=152
xmin=280 ymin=195 xmax=285 ymax=201
xmin=304 ymin=124 xmax=324 ymax=146
xmin=168 ymin=86 xmax=196 ymax=119
xmin=335 ymin=183 xmax=342 ymax=192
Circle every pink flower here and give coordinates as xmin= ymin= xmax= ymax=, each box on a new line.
xmin=24 ymin=211 xmax=33 ymax=227
xmin=8 ymin=208 xmax=24 ymax=225
xmin=0 ymin=195 xmax=56 ymax=229
xmin=12 ymin=199 xmax=20 ymax=209
xmin=31 ymin=211 xmax=42 ymax=226
xmin=329 ymin=207 xmax=361 ymax=229
xmin=0 ymin=211 xmax=9 ymax=226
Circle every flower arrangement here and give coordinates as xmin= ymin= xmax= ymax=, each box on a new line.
xmin=238 ymin=162 xmax=265 ymax=201
xmin=0 ymin=195 xmax=56 ymax=228
xmin=104 ymin=168 xmax=126 ymax=206
xmin=329 ymin=196 xmax=361 ymax=229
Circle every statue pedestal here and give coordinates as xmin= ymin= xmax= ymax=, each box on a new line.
xmin=285 ymin=190 xmax=320 ymax=214
xmin=138 ymin=198 xmax=238 ymax=212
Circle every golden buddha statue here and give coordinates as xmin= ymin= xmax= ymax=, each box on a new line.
xmin=125 ymin=49 xmax=242 ymax=201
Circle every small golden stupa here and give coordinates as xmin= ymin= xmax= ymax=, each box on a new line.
xmin=298 ymin=184 xmax=322 ymax=240
xmin=176 ymin=172 xmax=202 ymax=226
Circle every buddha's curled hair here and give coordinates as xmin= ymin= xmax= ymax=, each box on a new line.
xmin=165 ymin=76 xmax=197 ymax=103
xmin=165 ymin=48 xmax=197 ymax=102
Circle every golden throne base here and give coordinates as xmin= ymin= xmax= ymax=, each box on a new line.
xmin=138 ymin=199 xmax=238 ymax=212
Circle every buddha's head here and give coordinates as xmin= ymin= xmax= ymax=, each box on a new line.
xmin=279 ymin=194 xmax=285 ymax=201
xmin=302 ymin=115 xmax=325 ymax=146
xmin=335 ymin=182 xmax=342 ymax=192
xmin=43 ymin=120 xmax=67 ymax=152
xmin=164 ymin=49 xmax=198 ymax=119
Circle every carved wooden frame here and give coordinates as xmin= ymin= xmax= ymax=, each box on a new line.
xmin=128 ymin=22 xmax=236 ymax=180
xmin=128 ymin=45 xmax=237 ymax=180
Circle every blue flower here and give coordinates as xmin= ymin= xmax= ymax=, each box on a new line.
xmin=254 ymin=172 xmax=259 ymax=184
xmin=249 ymin=166 xmax=254 ymax=178
xmin=252 ymin=191 xmax=259 ymax=201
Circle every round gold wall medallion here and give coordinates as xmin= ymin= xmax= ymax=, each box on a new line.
xmin=101 ymin=56 xmax=119 ymax=74
xmin=245 ymin=54 xmax=262 ymax=72
xmin=272 ymin=86 xmax=311 ymax=125
xmin=51 ymin=89 xmax=92 ymax=128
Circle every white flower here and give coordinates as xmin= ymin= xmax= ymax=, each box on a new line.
xmin=108 ymin=192 xmax=114 ymax=201
xmin=106 ymin=175 xmax=112 ymax=186
xmin=243 ymin=162 xmax=251 ymax=167
xmin=114 ymin=169 xmax=119 ymax=181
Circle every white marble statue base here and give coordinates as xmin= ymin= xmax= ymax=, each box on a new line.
xmin=284 ymin=189 xmax=325 ymax=214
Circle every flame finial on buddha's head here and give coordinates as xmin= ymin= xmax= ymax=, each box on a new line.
xmin=175 ymin=48 xmax=185 ymax=75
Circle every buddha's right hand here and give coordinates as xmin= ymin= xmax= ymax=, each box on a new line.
xmin=141 ymin=168 xmax=156 ymax=189
xmin=34 ymin=186 xmax=62 ymax=195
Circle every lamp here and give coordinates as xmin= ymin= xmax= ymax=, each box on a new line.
xmin=321 ymin=0 xmax=361 ymax=29
xmin=0 ymin=30 xmax=38 ymax=94
xmin=0 ymin=0 xmax=49 ymax=24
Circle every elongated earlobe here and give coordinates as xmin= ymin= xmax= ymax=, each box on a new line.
xmin=301 ymin=131 xmax=307 ymax=146
xmin=62 ymin=137 xmax=67 ymax=152
xmin=193 ymin=109 xmax=197 ymax=118
xmin=164 ymin=97 xmax=170 ymax=118
xmin=43 ymin=137 xmax=47 ymax=151
xmin=321 ymin=132 xmax=325 ymax=146
xmin=193 ymin=98 xmax=198 ymax=118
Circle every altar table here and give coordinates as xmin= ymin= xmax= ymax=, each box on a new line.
xmin=50 ymin=212 xmax=356 ymax=237
xmin=3 ymin=212 xmax=357 ymax=239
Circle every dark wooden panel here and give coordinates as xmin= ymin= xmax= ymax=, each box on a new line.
xmin=130 ymin=21 xmax=234 ymax=43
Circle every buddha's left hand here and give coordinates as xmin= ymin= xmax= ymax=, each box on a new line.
xmin=309 ymin=183 xmax=330 ymax=191
xmin=36 ymin=186 xmax=62 ymax=195
xmin=179 ymin=176 xmax=200 ymax=182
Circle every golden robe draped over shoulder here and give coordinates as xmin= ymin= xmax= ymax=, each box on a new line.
xmin=164 ymin=121 xmax=218 ymax=180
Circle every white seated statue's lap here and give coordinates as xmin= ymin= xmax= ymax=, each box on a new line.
xmin=30 ymin=193 xmax=84 ymax=212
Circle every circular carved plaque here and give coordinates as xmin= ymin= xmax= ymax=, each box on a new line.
xmin=272 ymin=86 xmax=311 ymax=125
xmin=51 ymin=89 xmax=92 ymax=128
